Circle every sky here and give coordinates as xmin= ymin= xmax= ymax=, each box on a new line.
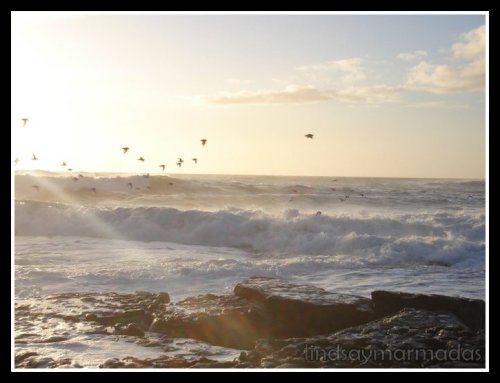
xmin=11 ymin=12 xmax=486 ymax=178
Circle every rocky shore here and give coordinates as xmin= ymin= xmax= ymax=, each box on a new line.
xmin=15 ymin=277 xmax=485 ymax=368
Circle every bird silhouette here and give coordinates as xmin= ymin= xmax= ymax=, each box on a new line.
xmin=32 ymin=154 xmax=38 ymax=161
xmin=122 ymin=147 xmax=129 ymax=154
xmin=21 ymin=118 xmax=28 ymax=127
xmin=138 ymin=157 xmax=145 ymax=162
xmin=201 ymin=139 xmax=207 ymax=146
xmin=61 ymin=162 xmax=67 ymax=167
xmin=178 ymin=157 xmax=184 ymax=163
xmin=192 ymin=158 xmax=197 ymax=164
xmin=68 ymin=168 xmax=73 ymax=171
xmin=14 ymin=158 xmax=19 ymax=165
xmin=176 ymin=162 xmax=182 ymax=167
xmin=305 ymin=134 xmax=314 ymax=139
xmin=160 ymin=164 xmax=166 ymax=171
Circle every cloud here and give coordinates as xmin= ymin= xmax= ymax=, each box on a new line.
xmin=397 ymin=50 xmax=428 ymax=61
xmin=406 ymin=25 xmax=485 ymax=93
xmin=297 ymin=58 xmax=366 ymax=82
xmin=405 ymin=101 xmax=470 ymax=109
xmin=208 ymin=84 xmax=400 ymax=105
xmin=452 ymin=25 xmax=485 ymax=60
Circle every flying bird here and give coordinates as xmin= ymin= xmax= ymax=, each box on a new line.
xmin=305 ymin=134 xmax=314 ymax=139
xmin=138 ymin=157 xmax=145 ymax=162
xmin=14 ymin=158 xmax=19 ymax=165
xmin=159 ymin=164 xmax=166 ymax=171
xmin=192 ymin=158 xmax=197 ymax=164
xmin=178 ymin=157 xmax=184 ymax=163
xmin=21 ymin=118 xmax=28 ymax=127
xmin=176 ymin=162 xmax=182 ymax=168
xmin=200 ymin=139 xmax=207 ymax=146
xmin=122 ymin=147 xmax=129 ymax=154
xmin=61 ymin=162 xmax=67 ymax=167
xmin=32 ymin=185 xmax=39 ymax=191
xmin=68 ymin=168 xmax=73 ymax=171
xmin=32 ymin=154 xmax=38 ymax=161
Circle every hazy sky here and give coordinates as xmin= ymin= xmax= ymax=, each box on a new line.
xmin=11 ymin=12 xmax=486 ymax=178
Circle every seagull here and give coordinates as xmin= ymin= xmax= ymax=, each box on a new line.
xmin=122 ymin=147 xmax=129 ymax=154
xmin=14 ymin=158 xmax=19 ymax=165
xmin=127 ymin=182 xmax=133 ymax=189
xmin=160 ymin=164 xmax=166 ymax=171
xmin=21 ymin=118 xmax=28 ymax=127
xmin=32 ymin=185 xmax=39 ymax=192
xmin=68 ymin=168 xmax=73 ymax=171
xmin=192 ymin=158 xmax=197 ymax=164
xmin=305 ymin=134 xmax=314 ymax=139
xmin=178 ymin=157 xmax=184 ymax=163
xmin=90 ymin=187 xmax=96 ymax=193
xmin=61 ymin=162 xmax=67 ymax=167
xmin=201 ymin=139 xmax=207 ymax=146
xmin=176 ymin=162 xmax=182 ymax=168
xmin=138 ymin=157 xmax=144 ymax=162
xmin=32 ymin=154 xmax=38 ymax=161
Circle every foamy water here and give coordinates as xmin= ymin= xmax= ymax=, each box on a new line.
xmin=14 ymin=172 xmax=485 ymax=299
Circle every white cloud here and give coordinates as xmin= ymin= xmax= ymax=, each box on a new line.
xmin=208 ymin=84 xmax=400 ymax=105
xmin=405 ymin=101 xmax=470 ymax=109
xmin=406 ymin=25 xmax=485 ymax=93
xmin=297 ymin=58 xmax=367 ymax=83
xmin=452 ymin=25 xmax=485 ymax=60
xmin=407 ymin=60 xmax=484 ymax=93
xmin=397 ymin=50 xmax=428 ymax=61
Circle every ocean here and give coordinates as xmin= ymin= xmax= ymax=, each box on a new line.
xmin=14 ymin=172 xmax=485 ymax=300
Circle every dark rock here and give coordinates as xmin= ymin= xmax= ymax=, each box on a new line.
xmin=371 ymin=290 xmax=485 ymax=330
xmin=15 ymin=351 xmax=39 ymax=365
xmin=94 ymin=309 xmax=153 ymax=330
xmin=234 ymin=277 xmax=375 ymax=337
xmin=120 ymin=323 xmax=145 ymax=337
xmin=241 ymin=308 xmax=485 ymax=368
xmin=149 ymin=294 xmax=270 ymax=349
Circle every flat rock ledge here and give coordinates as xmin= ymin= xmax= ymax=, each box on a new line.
xmin=15 ymin=277 xmax=485 ymax=368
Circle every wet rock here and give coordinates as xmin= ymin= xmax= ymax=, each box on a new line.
xmin=371 ymin=290 xmax=485 ymax=330
xmin=15 ymin=351 xmax=38 ymax=365
xmin=149 ymin=294 xmax=270 ymax=349
xmin=120 ymin=323 xmax=145 ymax=337
xmin=241 ymin=308 xmax=484 ymax=368
xmin=234 ymin=277 xmax=375 ymax=337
